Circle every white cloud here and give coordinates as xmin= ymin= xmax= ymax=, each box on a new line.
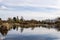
xmin=2 ymin=0 xmax=58 ymax=8
xmin=0 ymin=9 xmax=59 ymax=20
xmin=0 ymin=0 xmax=59 ymax=20
xmin=0 ymin=0 xmax=3 ymax=2
xmin=0 ymin=5 xmax=7 ymax=9
xmin=57 ymin=0 xmax=60 ymax=8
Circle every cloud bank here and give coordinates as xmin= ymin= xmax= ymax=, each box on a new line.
xmin=0 ymin=0 xmax=59 ymax=20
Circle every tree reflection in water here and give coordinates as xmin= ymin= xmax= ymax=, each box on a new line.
xmin=20 ymin=28 xmax=24 ymax=33
xmin=0 ymin=26 xmax=8 ymax=36
xmin=0 ymin=24 xmax=60 ymax=36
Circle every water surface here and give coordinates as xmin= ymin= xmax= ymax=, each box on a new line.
xmin=0 ymin=26 xmax=60 ymax=40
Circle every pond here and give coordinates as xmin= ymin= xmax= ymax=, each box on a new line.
xmin=0 ymin=26 xmax=60 ymax=40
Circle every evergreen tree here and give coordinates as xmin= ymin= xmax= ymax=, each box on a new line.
xmin=20 ymin=16 xmax=24 ymax=21
xmin=13 ymin=17 xmax=17 ymax=22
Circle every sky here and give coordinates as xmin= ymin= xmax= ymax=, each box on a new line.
xmin=0 ymin=0 xmax=60 ymax=20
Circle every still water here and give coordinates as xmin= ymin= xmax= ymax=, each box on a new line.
xmin=0 ymin=26 xmax=60 ymax=40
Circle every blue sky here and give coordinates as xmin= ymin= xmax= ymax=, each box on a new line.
xmin=0 ymin=0 xmax=60 ymax=20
